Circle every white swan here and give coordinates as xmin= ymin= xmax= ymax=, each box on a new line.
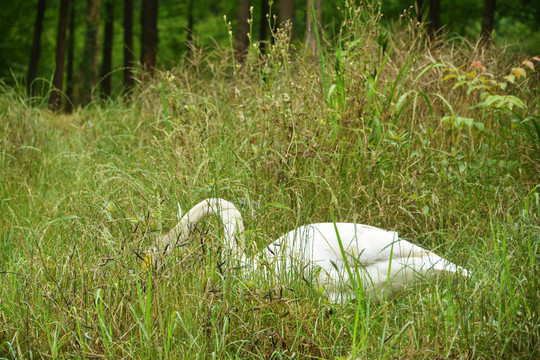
xmin=151 ymin=198 xmax=468 ymax=302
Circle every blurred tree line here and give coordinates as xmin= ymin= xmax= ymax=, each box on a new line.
xmin=1 ymin=0 xmax=538 ymax=111
xmin=383 ymin=0 xmax=540 ymax=50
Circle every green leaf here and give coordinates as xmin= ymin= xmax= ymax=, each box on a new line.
xmin=264 ymin=203 xmax=292 ymax=212
xmin=443 ymin=74 xmax=457 ymax=81
xmin=371 ymin=116 xmax=382 ymax=146
xmin=474 ymin=122 xmax=485 ymax=131
xmin=48 ymin=215 xmax=80 ymax=225
xmin=327 ymin=84 xmax=337 ymax=100
xmin=451 ymin=81 xmax=467 ymax=91
xmin=473 ymin=94 xmax=526 ymax=111
xmin=503 ymin=74 xmax=516 ymax=84
xmin=454 ymin=117 xmax=474 ymax=128
xmin=393 ymin=92 xmax=409 ymax=113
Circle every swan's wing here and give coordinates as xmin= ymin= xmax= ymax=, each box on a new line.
xmin=262 ymin=222 xmax=468 ymax=302
xmin=273 ymin=223 xmax=430 ymax=265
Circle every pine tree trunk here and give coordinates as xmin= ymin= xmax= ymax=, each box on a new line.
xmin=234 ymin=0 xmax=251 ymax=63
xmin=415 ymin=0 xmax=424 ymax=24
xmin=123 ymin=0 xmax=134 ymax=90
xmin=80 ymin=0 xmax=101 ymax=104
xmin=429 ymin=0 xmax=441 ymax=38
xmin=305 ymin=0 xmax=322 ymax=55
xmin=65 ymin=1 xmax=76 ymax=112
xmin=481 ymin=0 xmax=496 ymax=46
xmin=259 ymin=0 xmax=269 ymax=55
xmin=277 ymin=0 xmax=295 ymax=40
xmin=27 ymin=0 xmax=46 ymax=97
xmin=49 ymin=0 xmax=69 ymax=111
xmin=140 ymin=0 xmax=158 ymax=73
xmin=101 ymin=0 xmax=114 ymax=98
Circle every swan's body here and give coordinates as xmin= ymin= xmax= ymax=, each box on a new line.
xmin=154 ymin=198 xmax=468 ymax=302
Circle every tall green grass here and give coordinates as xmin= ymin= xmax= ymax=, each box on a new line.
xmin=1 ymin=2 xmax=539 ymax=358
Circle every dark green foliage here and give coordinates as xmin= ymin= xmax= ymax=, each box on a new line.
xmin=2 ymin=0 xmax=539 ymax=92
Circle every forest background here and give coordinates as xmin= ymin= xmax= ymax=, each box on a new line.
xmin=2 ymin=0 xmax=540 ymax=104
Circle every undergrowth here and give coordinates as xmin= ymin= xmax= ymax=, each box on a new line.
xmin=1 ymin=2 xmax=539 ymax=359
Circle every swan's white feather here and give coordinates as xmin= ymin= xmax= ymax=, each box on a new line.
xmin=255 ymin=223 xmax=468 ymax=301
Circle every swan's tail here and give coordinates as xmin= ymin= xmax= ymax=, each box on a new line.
xmin=424 ymin=254 xmax=470 ymax=277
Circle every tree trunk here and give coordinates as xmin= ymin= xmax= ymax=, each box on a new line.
xmin=123 ymin=0 xmax=134 ymax=90
xmin=259 ymin=0 xmax=269 ymax=55
xmin=305 ymin=0 xmax=322 ymax=55
xmin=277 ymin=0 xmax=295 ymax=40
xmin=415 ymin=0 xmax=424 ymax=24
xmin=481 ymin=0 xmax=496 ymax=46
xmin=65 ymin=0 xmax=76 ymax=112
xmin=140 ymin=0 xmax=158 ymax=73
xmin=80 ymin=0 xmax=101 ymax=104
xmin=429 ymin=0 xmax=441 ymax=38
xmin=234 ymin=0 xmax=251 ymax=63
xmin=186 ymin=0 xmax=194 ymax=56
xmin=27 ymin=0 xmax=46 ymax=97
xmin=101 ymin=0 xmax=114 ymax=98
xmin=49 ymin=0 xmax=69 ymax=111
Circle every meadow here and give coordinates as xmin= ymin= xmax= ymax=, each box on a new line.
xmin=1 ymin=6 xmax=539 ymax=359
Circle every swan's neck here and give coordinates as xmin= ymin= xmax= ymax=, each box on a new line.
xmin=159 ymin=198 xmax=245 ymax=256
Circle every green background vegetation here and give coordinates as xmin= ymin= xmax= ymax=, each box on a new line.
xmin=1 ymin=0 xmax=540 ymax=90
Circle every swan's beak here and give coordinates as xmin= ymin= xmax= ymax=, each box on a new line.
xmin=141 ymin=248 xmax=164 ymax=273
xmin=142 ymin=253 xmax=154 ymax=272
